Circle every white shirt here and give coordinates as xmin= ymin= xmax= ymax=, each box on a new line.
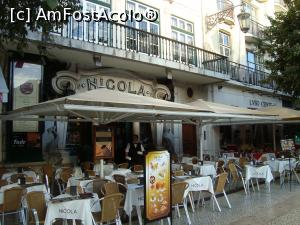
xmin=125 ymin=143 xmax=145 ymax=153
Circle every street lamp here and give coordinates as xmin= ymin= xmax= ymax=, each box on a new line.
xmin=206 ymin=3 xmax=250 ymax=33
xmin=237 ymin=10 xmax=251 ymax=33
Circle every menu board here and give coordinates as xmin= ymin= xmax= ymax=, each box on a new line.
xmin=94 ymin=126 xmax=114 ymax=159
xmin=145 ymin=150 xmax=171 ymax=222
xmin=280 ymin=139 xmax=295 ymax=151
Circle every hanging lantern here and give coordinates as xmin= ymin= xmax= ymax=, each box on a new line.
xmin=237 ymin=11 xmax=251 ymax=33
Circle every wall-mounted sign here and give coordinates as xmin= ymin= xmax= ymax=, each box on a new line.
xmin=52 ymin=68 xmax=171 ymax=100
xmin=145 ymin=150 xmax=171 ymax=222
xmin=249 ymin=99 xmax=276 ymax=108
xmin=94 ymin=126 xmax=114 ymax=159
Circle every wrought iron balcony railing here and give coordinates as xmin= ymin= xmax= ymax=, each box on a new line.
xmin=49 ymin=18 xmax=273 ymax=89
xmin=248 ymin=19 xmax=265 ymax=39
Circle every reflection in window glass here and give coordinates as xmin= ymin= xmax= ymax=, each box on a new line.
xmin=187 ymin=23 xmax=193 ymax=33
xmin=179 ymin=20 xmax=185 ymax=30
xmin=13 ymin=62 xmax=42 ymax=132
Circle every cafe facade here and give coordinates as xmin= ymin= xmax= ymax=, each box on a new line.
xmin=0 ymin=0 xmax=294 ymax=165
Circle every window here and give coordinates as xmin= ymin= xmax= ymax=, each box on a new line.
xmin=247 ymin=51 xmax=264 ymax=85
xmin=71 ymin=0 xmax=111 ymax=43
xmin=219 ymin=31 xmax=231 ymax=57
xmin=9 ymin=61 xmax=43 ymax=162
xmin=126 ymin=0 xmax=159 ymax=54
xmin=243 ymin=2 xmax=257 ymax=20
xmin=247 ymin=51 xmax=263 ymax=71
xmin=171 ymin=16 xmax=195 ymax=64
xmin=171 ymin=16 xmax=194 ymax=33
xmin=217 ymin=0 xmax=231 ymax=11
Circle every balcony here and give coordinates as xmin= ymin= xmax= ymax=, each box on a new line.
xmin=43 ymin=19 xmax=273 ymax=90
xmin=274 ymin=0 xmax=288 ymax=12
xmin=245 ymin=19 xmax=264 ymax=43
xmin=215 ymin=0 xmax=235 ymax=26
xmin=227 ymin=61 xmax=274 ymax=89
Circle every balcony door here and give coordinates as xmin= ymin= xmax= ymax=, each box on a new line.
xmin=126 ymin=0 xmax=159 ymax=55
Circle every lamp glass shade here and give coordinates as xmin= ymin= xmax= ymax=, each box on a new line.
xmin=237 ymin=11 xmax=250 ymax=33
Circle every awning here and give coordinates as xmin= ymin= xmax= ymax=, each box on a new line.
xmin=187 ymin=99 xmax=272 ymax=116
xmin=0 ymin=66 xmax=9 ymax=103
xmin=0 ymin=88 xmax=273 ymax=124
xmin=258 ymin=106 xmax=300 ymax=120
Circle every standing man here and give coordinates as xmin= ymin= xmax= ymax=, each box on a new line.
xmin=125 ymin=134 xmax=145 ymax=166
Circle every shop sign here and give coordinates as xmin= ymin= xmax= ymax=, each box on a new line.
xmin=94 ymin=126 xmax=114 ymax=159
xmin=249 ymin=99 xmax=276 ymax=108
xmin=145 ymin=150 xmax=171 ymax=222
xmin=52 ymin=69 xmax=171 ymax=100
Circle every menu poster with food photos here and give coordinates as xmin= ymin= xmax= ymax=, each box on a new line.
xmin=94 ymin=126 xmax=114 ymax=159
xmin=145 ymin=150 xmax=171 ymax=223
xmin=280 ymin=139 xmax=295 ymax=151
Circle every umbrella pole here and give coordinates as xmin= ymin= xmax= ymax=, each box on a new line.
xmin=272 ymin=124 xmax=276 ymax=153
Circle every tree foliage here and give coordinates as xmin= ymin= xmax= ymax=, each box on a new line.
xmin=0 ymin=0 xmax=81 ymax=51
xmin=257 ymin=0 xmax=300 ymax=99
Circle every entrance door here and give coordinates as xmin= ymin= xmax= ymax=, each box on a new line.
xmin=182 ymin=124 xmax=197 ymax=156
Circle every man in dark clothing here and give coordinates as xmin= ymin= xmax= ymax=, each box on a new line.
xmin=125 ymin=134 xmax=145 ymax=166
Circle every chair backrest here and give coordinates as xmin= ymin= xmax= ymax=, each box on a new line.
xmin=42 ymin=164 xmax=54 ymax=180
xmin=260 ymin=156 xmax=268 ymax=162
xmin=100 ymin=193 xmax=124 ymax=223
xmin=0 ymin=179 xmax=8 ymax=187
xmin=25 ymin=176 xmax=34 ymax=183
xmin=172 ymin=182 xmax=188 ymax=205
xmin=93 ymin=179 xmax=109 ymax=198
xmin=60 ymin=169 xmax=72 ymax=183
xmin=239 ymin=157 xmax=248 ymax=168
xmin=81 ymin=161 xmax=92 ymax=171
xmin=228 ymin=163 xmax=239 ymax=181
xmin=113 ymin=174 xmax=126 ymax=185
xmin=86 ymin=170 xmax=96 ymax=177
xmin=65 ymin=185 xmax=84 ymax=195
xmin=118 ymin=163 xmax=129 ymax=169
xmin=102 ymin=182 xmax=119 ymax=195
xmin=26 ymin=191 xmax=46 ymax=223
xmin=182 ymin=164 xmax=193 ymax=173
xmin=215 ymin=172 xmax=228 ymax=193
xmin=10 ymin=173 xmax=28 ymax=183
xmin=174 ymin=170 xmax=185 ymax=176
xmin=133 ymin=165 xmax=143 ymax=172
xmin=3 ymin=187 xmax=25 ymax=212
xmin=192 ymin=157 xmax=198 ymax=164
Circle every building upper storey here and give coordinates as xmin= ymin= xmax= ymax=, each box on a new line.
xmin=14 ymin=0 xmax=288 ymax=92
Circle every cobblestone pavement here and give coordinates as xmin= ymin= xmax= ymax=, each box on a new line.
xmin=138 ymin=180 xmax=300 ymax=225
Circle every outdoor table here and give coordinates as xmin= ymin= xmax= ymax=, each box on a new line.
xmin=124 ymin=184 xmax=144 ymax=225
xmin=265 ymin=158 xmax=296 ymax=173
xmin=67 ymin=177 xmax=96 ymax=192
xmin=264 ymin=158 xmax=299 ymax=185
xmin=105 ymin=168 xmax=132 ymax=181
xmin=245 ymin=165 xmax=273 ymax=192
xmin=171 ymin=163 xmax=182 ymax=171
xmin=191 ymin=164 xmax=217 ymax=177
xmin=176 ymin=175 xmax=220 ymax=212
xmin=1 ymin=170 xmax=37 ymax=183
xmin=259 ymin=153 xmax=276 ymax=161
xmin=181 ymin=157 xmax=193 ymax=164
xmin=44 ymin=194 xmax=98 ymax=225
xmin=93 ymin=163 xmax=114 ymax=176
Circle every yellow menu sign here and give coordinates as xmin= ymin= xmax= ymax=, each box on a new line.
xmin=145 ymin=150 xmax=171 ymax=222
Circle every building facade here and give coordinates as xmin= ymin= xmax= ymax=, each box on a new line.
xmin=0 ymin=0 xmax=293 ymax=163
